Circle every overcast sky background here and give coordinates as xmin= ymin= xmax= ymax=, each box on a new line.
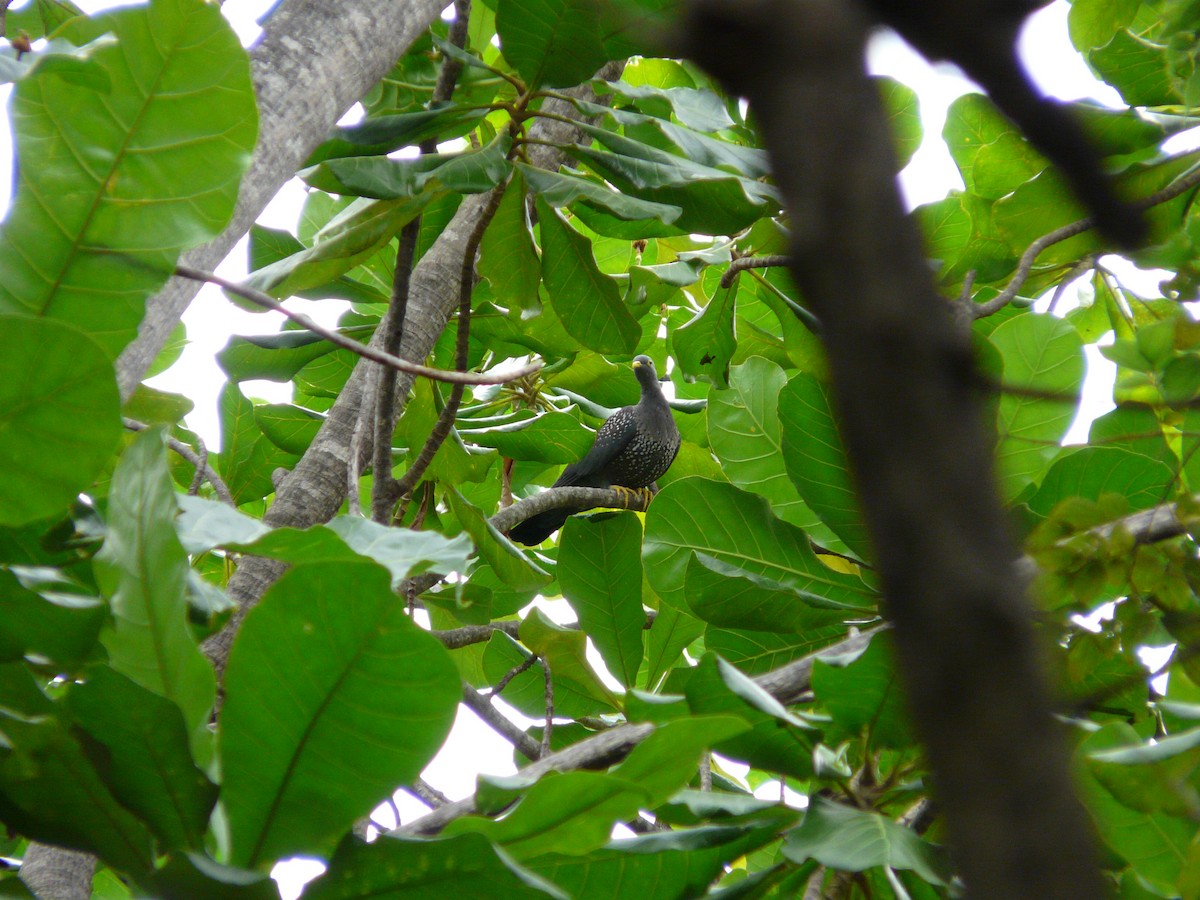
xmin=1 ymin=1 xmax=1179 ymax=895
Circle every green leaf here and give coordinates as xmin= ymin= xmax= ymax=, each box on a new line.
xmin=877 ymin=76 xmax=922 ymax=171
xmin=217 ymin=383 xmax=301 ymax=506
xmin=778 ymin=373 xmax=872 ymax=560
xmin=684 ymin=553 xmax=852 ymax=632
xmin=1068 ymin=0 xmax=1140 ymax=50
xmin=245 ymin=197 xmax=433 ymax=298
xmin=146 ymin=854 xmax=280 ymax=900
xmin=458 ymin=409 xmax=595 ymax=464
xmin=220 ymin=561 xmax=460 ymax=867
xmin=536 ymin=197 xmax=641 ymax=355
xmin=1089 ymin=29 xmax=1176 ymax=107
xmin=1028 ymin=446 xmax=1176 ymax=520
xmin=811 ymin=633 xmax=913 ymax=749
xmin=519 ymin=607 xmax=622 ymax=712
xmin=1078 ymin=724 xmax=1195 ymax=893
xmin=526 ymin=823 xmax=782 ymax=900
xmin=0 ymin=0 xmax=257 ymax=358
xmin=0 ymin=317 xmax=121 ymax=526
xmin=558 ymin=513 xmax=646 ymax=687
xmin=990 ymin=313 xmax=1086 ymax=499
xmin=479 ymin=173 xmax=542 ymax=316
xmin=482 ymin=630 xmax=608 ymax=720
xmin=305 ymin=832 xmax=567 ymax=899
xmin=642 ymin=602 xmax=704 ymax=691
xmin=708 ymin=356 xmax=811 ymax=527
xmin=568 ymin=125 xmax=778 ymax=235
xmin=673 ymin=285 xmax=737 ymax=388
xmin=303 ymin=134 xmax=511 ymax=199
xmin=446 ymin=488 xmax=552 ymax=591
xmin=93 ymin=430 xmax=216 ymax=746
xmin=517 ymin=163 xmax=682 ymax=228
xmin=643 ymin=477 xmax=877 ymax=612
xmin=496 ymin=0 xmax=608 ymax=88
xmin=446 ymin=770 xmax=649 ymax=860
xmin=0 ymin=569 xmax=104 ymax=667
xmin=1088 ymin=725 xmax=1200 ymax=817
xmin=66 ymin=667 xmax=217 ymax=851
xmin=304 ymin=105 xmax=490 ymax=166
xmin=613 ymin=716 xmax=749 ymax=807
xmin=0 ymin=709 xmax=154 ymax=876
xmin=943 ymin=93 xmax=1046 ymax=201
xmin=603 ymin=80 xmax=735 ymax=132
xmin=217 ymin=329 xmax=347 ymax=384
xmin=782 ymin=797 xmax=952 ymax=885
xmin=684 ymin=655 xmax=815 ymax=779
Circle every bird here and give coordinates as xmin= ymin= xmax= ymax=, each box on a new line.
xmin=508 ymin=355 xmax=681 ymax=545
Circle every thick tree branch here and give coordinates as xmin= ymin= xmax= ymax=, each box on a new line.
xmin=680 ymin=1 xmax=1107 ymax=896
xmin=461 ymin=684 xmax=545 ymax=761
xmin=491 ymin=485 xmax=653 ymax=534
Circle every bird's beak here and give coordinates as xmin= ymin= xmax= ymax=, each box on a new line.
xmin=633 ymin=360 xmax=643 ymax=369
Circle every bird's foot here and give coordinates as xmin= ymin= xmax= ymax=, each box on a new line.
xmin=611 ymin=486 xmax=655 ymax=509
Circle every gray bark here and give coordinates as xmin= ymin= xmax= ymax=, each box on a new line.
xmin=19 ymin=844 xmax=94 ymax=900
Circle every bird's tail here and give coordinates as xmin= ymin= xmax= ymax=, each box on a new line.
xmin=508 ymin=507 xmax=574 ymax=546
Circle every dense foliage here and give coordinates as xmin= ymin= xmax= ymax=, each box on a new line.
xmin=5 ymin=0 xmax=1200 ymax=896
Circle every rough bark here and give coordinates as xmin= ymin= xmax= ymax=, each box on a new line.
xmin=115 ymin=0 xmax=447 ymax=399
xmin=19 ymin=843 xmax=94 ymax=900
xmin=681 ymin=1 xmax=1106 ymax=897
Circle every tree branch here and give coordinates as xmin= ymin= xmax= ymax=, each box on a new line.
xmin=460 ymin=684 xmax=545 ymax=761
xmin=173 ymin=265 xmax=538 ymax=386
xmin=123 ymin=418 xmax=234 ymax=505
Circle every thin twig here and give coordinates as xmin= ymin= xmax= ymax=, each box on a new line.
xmin=391 ymin=182 xmax=511 ymax=516
xmin=541 ymin=657 xmax=554 ymax=757
xmin=491 ymin=654 xmax=538 ymax=696
xmin=972 ymin=164 xmax=1200 ymax=319
xmin=461 ymin=683 xmax=543 ymax=760
xmin=409 ymin=778 xmax=451 ymax=809
xmin=123 ymin=418 xmax=234 ymax=505
xmin=173 ymin=265 xmax=538 ymax=386
xmin=186 ymin=436 xmax=209 ymax=497
xmin=370 ymin=220 xmax=421 ymax=522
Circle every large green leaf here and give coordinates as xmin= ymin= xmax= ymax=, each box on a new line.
xmin=990 ymin=313 xmax=1086 ymax=499
xmin=479 ymin=172 xmax=542 ymax=316
xmin=673 ymin=285 xmax=736 ymax=388
xmin=943 ymin=93 xmax=1046 ymax=201
xmin=526 ymin=823 xmax=782 ymax=900
xmin=519 ymin=608 xmax=622 ymax=712
xmin=458 ymin=409 xmax=595 ymax=464
xmin=1028 ymin=445 xmax=1176 ymax=519
xmin=536 ymin=196 xmax=641 ymax=355
xmin=216 ymin=383 xmax=301 ymax=506
xmin=93 ymin=430 xmax=216 ymax=746
xmin=305 ymin=832 xmax=567 ymax=899
xmin=782 ymin=797 xmax=952 ymax=885
xmin=446 ymin=488 xmax=552 ymax=591
xmin=66 ymin=666 xmax=217 ymax=852
xmin=244 ymin=196 xmax=433 ymax=298
xmin=0 ymin=0 xmax=256 ymax=358
xmin=517 ymin=163 xmax=682 ymax=230
xmin=496 ymin=0 xmax=608 ymax=88
xmin=643 ymin=477 xmax=877 ymax=612
xmin=304 ymin=105 xmax=490 ymax=166
xmin=558 ymin=513 xmax=646 ymax=688
xmin=219 ymin=561 xmax=460 ymax=867
xmin=811 ymin=633 xmax=913 ymax=749
xmin=0 ymin=569 xmax=104 ymax=666
xmin=778 ymin=373 xmax=872 ymax=560
xmin=0 ymin=316 xmax=121 ymax=526
xmin=0 ymin=708 xmax=155 ymax=876
xmin=708 ymin=356 xmax=810 ymax=527
xmin=642 ymin=602 xmax=704 ymax=692
xmin=446 ymin=770 xmax=649 ymax=860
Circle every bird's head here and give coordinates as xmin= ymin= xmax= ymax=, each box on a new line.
xmin=632 ymin=354 xmax=659 ymax=388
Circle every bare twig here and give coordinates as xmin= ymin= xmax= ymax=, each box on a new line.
xmin=123 ymin=418 xmax=234 ymax=505
xmin=460 ymin=683 xmax=544 ymax=761
xmin=391 ymin=181 xmax=510 ymax=517
xmin=541 ymin=657 xmax=554 ymax=757
xmin=409 ymin=778 xmax=451 ymax=809
xmin=173 ymin=264 xmax=538 ymax=386
xmin=491 ymin=654 xmax=539 ymax=696
xmin=433 ymin=621 xmax=522 ymax=649
xmin=186 ymin=436 xmax=209 ymax=497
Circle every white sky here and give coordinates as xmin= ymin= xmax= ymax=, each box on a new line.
xmin=0 ymin=1 xmax=1170 ymax=895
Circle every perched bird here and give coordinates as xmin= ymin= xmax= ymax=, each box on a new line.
xmin=508 ymin=355 xmax=681 ymax=545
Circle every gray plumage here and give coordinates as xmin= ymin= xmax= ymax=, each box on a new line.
xmin=509 ymin=355 xmax=680 ymax=545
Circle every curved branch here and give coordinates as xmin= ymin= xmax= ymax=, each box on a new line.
xmin=123 ymin=418 xmax=234 ymax=505
xmin=173 ymin=265 xmax=538 ymax=386
xmin=720 ymin=254 xmax=789 ymax=288
xmin=972 ymin=163 xmax=1200 ymax=319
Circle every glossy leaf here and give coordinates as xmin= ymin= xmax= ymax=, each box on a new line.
xmin=0 ymin=317 xmax=120 ymax=526
xmin=93 ymin=430 xmax=216 ymax=744
xmin=643 ymin=477 xmax=877 ymax=612
xmin=220 ymin=561 xmax=460 ymax=866
xmin=558 ymin=513 xmax=646 ymax=687
xmin=536 ymin=196 xmax=641 ymax=355
xmin=0 ymin=0 xmax=256 ymax=357
xmin=496 ymin=0 xmax=607 ymax=88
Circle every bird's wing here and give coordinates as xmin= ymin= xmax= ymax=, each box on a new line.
xmin=554 ymin=408 xmax=637 ymax=487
